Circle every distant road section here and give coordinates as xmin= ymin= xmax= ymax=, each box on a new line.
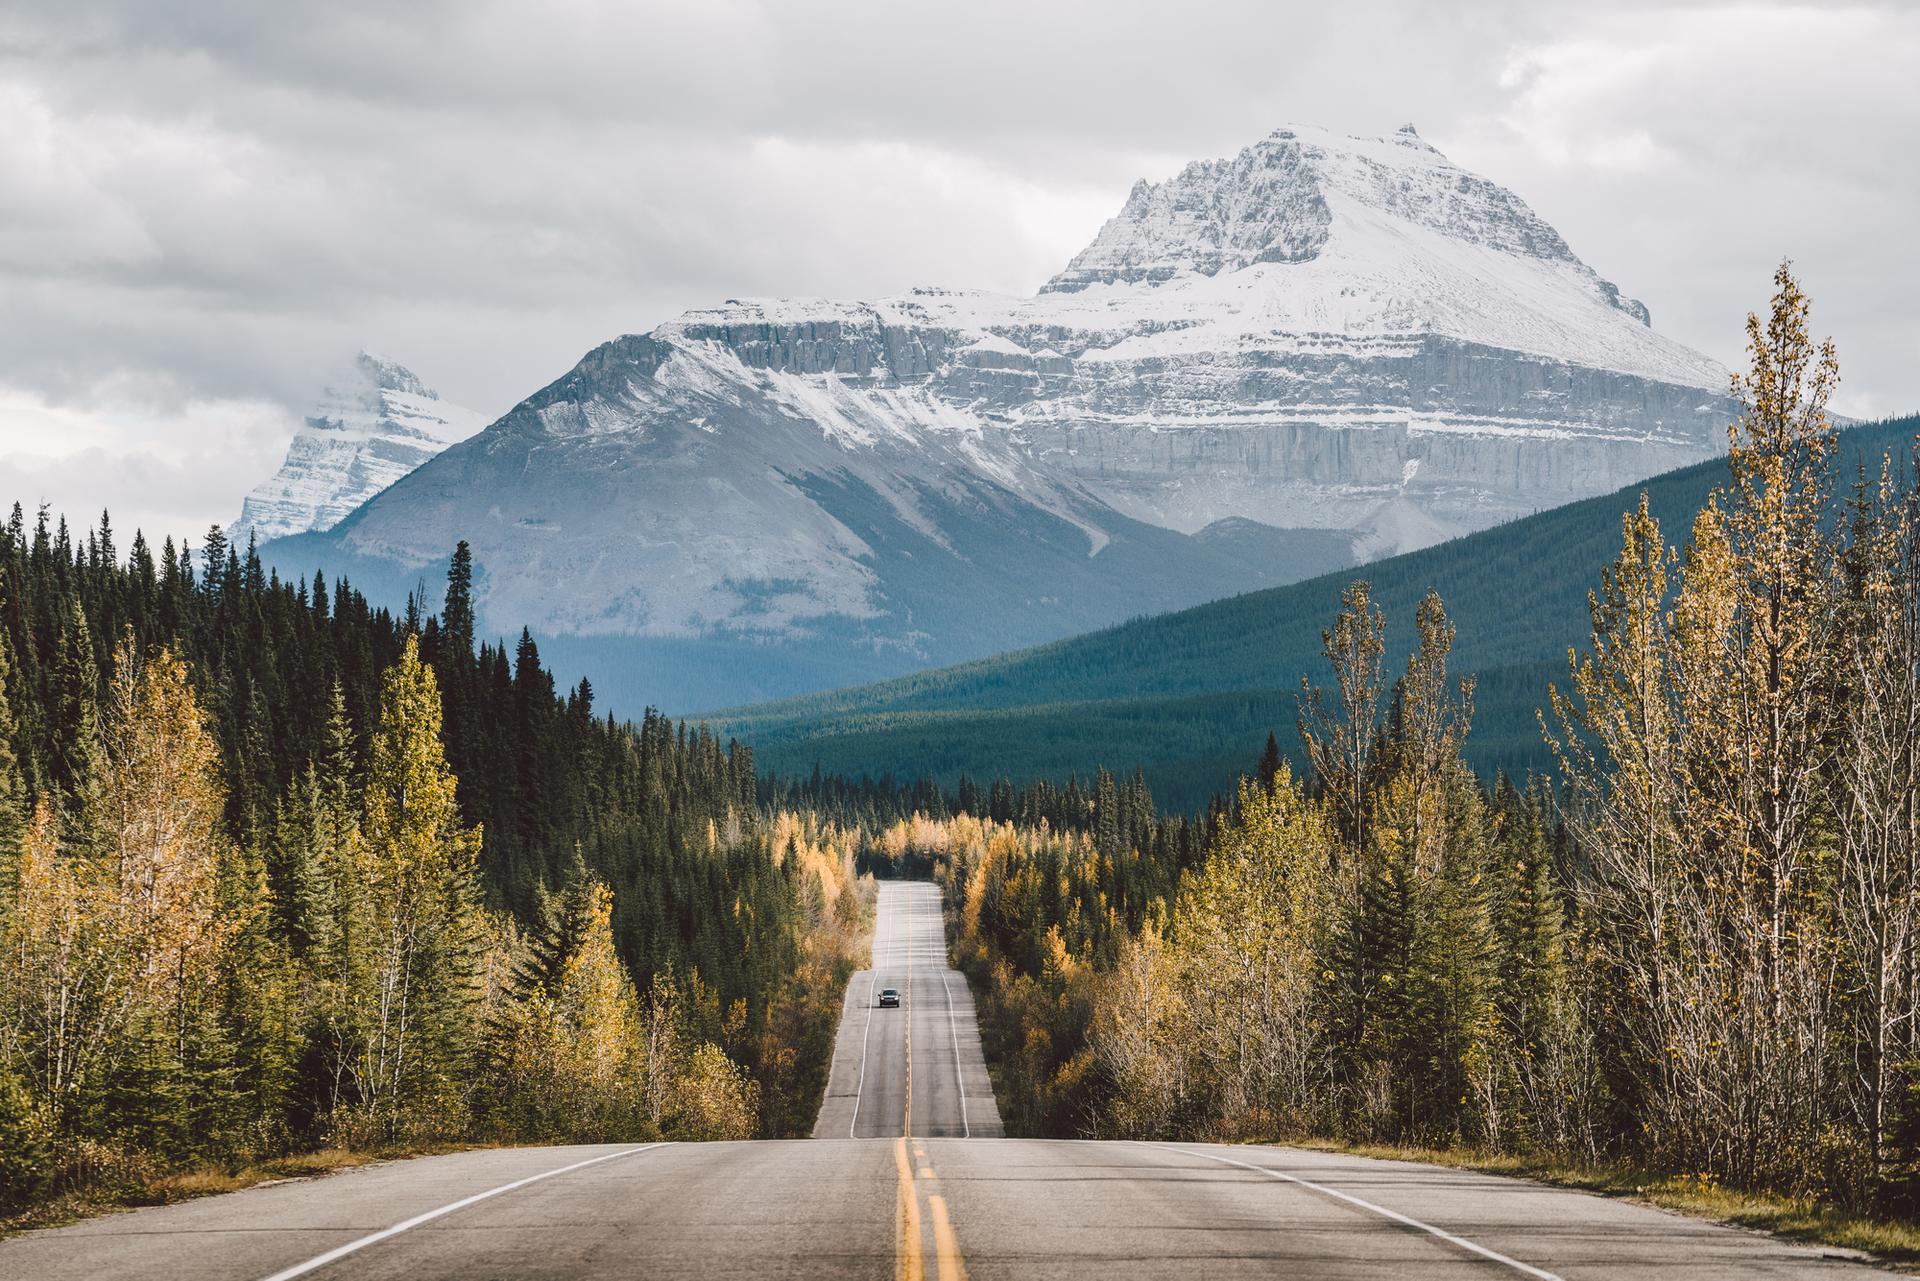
xmin=813 ymin=880 xmax=1004 ymax=1139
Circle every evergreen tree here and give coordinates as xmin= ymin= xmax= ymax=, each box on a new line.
xmin=201 ymin=525 xmax=229 ymax=603
xmin=442 ymin=541 xmax=475 ymax=662
xmin=1257 ymin=732 xmax=1282 ymax=788
xmin=0 ymin=626 xmax=27 ymax=909
xmin=1093 ymin=766 xmax=1121 ymax=860
xmin=47 ymin=600 xmax=103 ymax=839
xmin=216 ymin=833 xmax=300 ymax=1152
xmin=514 ymin=845 xmax=597 ymax=1000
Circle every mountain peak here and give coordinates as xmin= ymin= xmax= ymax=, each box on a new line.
xmin=354 ymin=350 xmax=436 ymax=400
xmin=1043 ymin=123 xmax=1638 ymax=322
xmin=230 ymin=353 xmax=486 ymax=543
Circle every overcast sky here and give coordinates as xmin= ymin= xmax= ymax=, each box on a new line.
xmin=1 ymin=0 xmax=1913 ymax=545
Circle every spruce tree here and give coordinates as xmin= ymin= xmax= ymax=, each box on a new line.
xmin=443 ymin=541 xmax=475 ymax=662
xmin=1257 ymin=732 xmax=1282 ymax=788
xmin=515 ymin=845 xmax=597 ymax=999
xmin=1491 ymin=782 xmax=1568 ymax=1063
xmin=201 ymin=525 xmax=229 ymax=603
xmin=47 ymin=600 xmax=103 ymax=844
xmin=216 ymin=833 xmax=299 ymax=1152
xmin=0 ymin=627 xmax=27 ymax=908
xmin=1093 ymin=767 xmax=1121 ymax=860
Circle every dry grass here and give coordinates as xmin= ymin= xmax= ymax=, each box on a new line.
xmin=0 ymin=1143 xmax=490 ymax=1239
xmin=1290 ymin=1138 xmax=1920 ymax=1269
xmin=145 ymin=1147 xmax=381 ymax=1199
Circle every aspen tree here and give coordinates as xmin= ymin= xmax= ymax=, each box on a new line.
xmin=1300 ymin=579 xmax=1386 ymax=868
xmin=1167 ymin=772 xmax=1334 ymax=1134
xmin=1687 ymin=264 xmax=1839 ymax=1183
xmin=1552 ymin=266 xmax=1847 ymax=1186
xmin=1833 ymin=464 xmax=1920 ymax=1194
xmin=0 ymin=803 xmax=110 ymax=1127
xmin=349 ymin=636 xmax=484 ymax=1141
xmin=101 ymin=643 xmax=229 ymax=1157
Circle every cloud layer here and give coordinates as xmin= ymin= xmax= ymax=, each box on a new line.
xmin=0 ymin=0 xmax=1911 ymax=544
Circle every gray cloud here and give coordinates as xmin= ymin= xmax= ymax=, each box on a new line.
xmin=0 ymin=0 xmax=1911 ymax=545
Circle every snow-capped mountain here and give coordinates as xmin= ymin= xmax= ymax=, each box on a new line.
xmin=231 ymin=352 xmax=485 ymax=544
xmin=259 ymin=124 xmax=1735 ymax=710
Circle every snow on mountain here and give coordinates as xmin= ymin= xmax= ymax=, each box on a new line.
xmin=1039 ymin=124 xmax=1706 ymax=386
xmin=231 ymin=352 xmax=485 ymax=544
xmin=258 ymin=124 xmax=1737 ymax=711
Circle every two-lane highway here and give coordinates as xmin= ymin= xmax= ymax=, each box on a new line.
xmin=814 ymin=880 xmax=1003 ymax=1140
xmin=0 ymin=880 xmax=1905 ymax=1279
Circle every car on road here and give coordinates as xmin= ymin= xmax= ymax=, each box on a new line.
xmin=877 ymin=987 xmax=900 ymax=1008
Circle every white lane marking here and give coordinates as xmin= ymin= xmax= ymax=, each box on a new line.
xmin=938 ymin=971 xmax=969 ymax=1139
xmin=885 ymin=884 xmax=900 ymax=968
xmin=849 ymin=970 xmax=880 ymax=1137
xmin=908 ymin=883 xmax=919 ymax=971
xmin=255 ymin=1144 xmax=668 ymax=1281
xmin=904 ymin=888 xmax=916 ymax=1138
xmin=1152 ymin=1146 xmax=1564 ymax=1281
xmin=920 ymin=882 xmax=972 ymax=1140
xmin=828 ymin=967 xmax=874 ymax=1120
xmin=851 ymin=882 xmax=905 ymax=1138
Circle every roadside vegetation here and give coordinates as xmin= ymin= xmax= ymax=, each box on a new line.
xmin=1294 ymin=1140 xmax=1920 ymax=1265
xmin=874 ymin=269 xmax=1920 ymax=1245
xmin=0 ymin=525 xmax=872 ymax=1217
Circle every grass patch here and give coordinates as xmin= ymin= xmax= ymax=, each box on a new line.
xmin=1289 ymin=1139 xmax=1920 ymax=1267
xmin=0 ymin=1143 xmax=490 ymax=1240
xmin=143 ymin=1148 xmax=382 ymax=1200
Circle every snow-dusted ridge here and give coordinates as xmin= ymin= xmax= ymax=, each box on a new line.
xmin=232 ymin=352 xmax=486 ymax=544
xmin=674 ymin=124 xmax=1719 ymax=393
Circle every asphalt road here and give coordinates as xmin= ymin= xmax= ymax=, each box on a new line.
xmin=813 ymin=879 xmax=1004 ymax=1140
xmin=0 ymin=880 xmax=1904 ymax=1280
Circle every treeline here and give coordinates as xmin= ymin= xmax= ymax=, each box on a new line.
xmin=892 ymin=656 xmax=1567 ymax=1146
xmin=0 ymin=525 xmax=868 ymax=1209
xmin=912 ymin=268 xmax=1920 ymax=1213
xmin=774 ymin=763 xmax=1211 ymax=879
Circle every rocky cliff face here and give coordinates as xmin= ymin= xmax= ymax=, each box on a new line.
xmin=261 ymin=124 xmax=1735 ymax=711
xmin=232 ymin=353 xmax=485 ymax=543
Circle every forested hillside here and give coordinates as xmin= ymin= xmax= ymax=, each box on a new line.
xmin=875 ymin=269 xmax=1920 ymax=1217
xmin=723 ymin=413 xmax=1919 ymax=811
xmin=0 ymin=522 xmax=868 ymax=1210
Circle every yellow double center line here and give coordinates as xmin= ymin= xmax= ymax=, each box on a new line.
xmin=895 ymin=1135 xmax=966 ymax=1279
xmin=894 ymin=891 xmax=964 ymax=1281
xmin=894 ymin=1137 xmax=923 ymax=1281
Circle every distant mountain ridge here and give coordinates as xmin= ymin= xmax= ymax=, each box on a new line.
xmin=259 ymin=124 xmax=1736 ymax=711
xmin=716 ymin=416 xmax=1920 ymax=811
xmin=232 ymin=352 xmax=485 ymax=544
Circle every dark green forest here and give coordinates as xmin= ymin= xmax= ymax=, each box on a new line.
xmin=0 ymin=516 xmax=865 ymax=1209
xmin=723 ymin=414 xmax=1920 ymax=810
xmin=0 ymin=517 xmax=786 ymax=994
